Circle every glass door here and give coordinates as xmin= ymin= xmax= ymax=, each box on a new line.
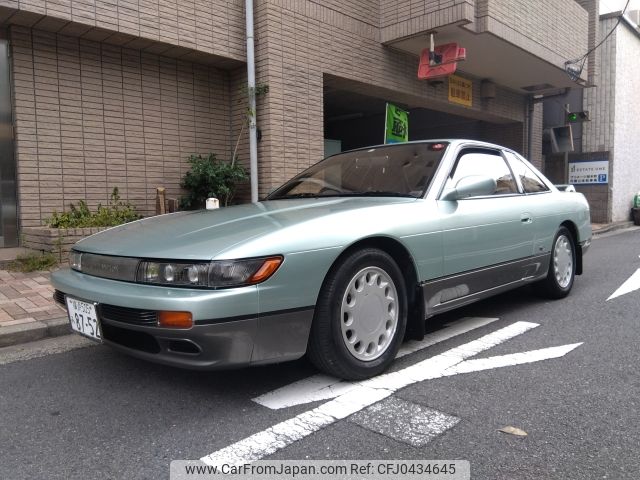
xmin=0 ymin=37 xmax=17 ymax=247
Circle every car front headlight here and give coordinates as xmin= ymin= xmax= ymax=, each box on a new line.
xmin=136 ymin=256 xmax=283 ymax=288
xmin=69 ymin=250 xmax=82 ymax=271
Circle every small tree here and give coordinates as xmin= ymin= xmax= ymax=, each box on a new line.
xmin=180 ymin=153 xmax=248 ymax=209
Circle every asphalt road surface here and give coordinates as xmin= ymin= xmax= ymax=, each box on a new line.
xmin=2 ymin=227 xmax=640 ymax=480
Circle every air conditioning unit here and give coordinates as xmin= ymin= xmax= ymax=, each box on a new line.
xmin=549 ymin=125 xmax=574 ymax=154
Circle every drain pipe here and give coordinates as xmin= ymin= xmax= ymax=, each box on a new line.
xmin=245 ymin=0 xmax=259 ymax=202
xmin=526 ymin=96 xmax=534 ymax=161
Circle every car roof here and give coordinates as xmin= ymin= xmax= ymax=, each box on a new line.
xmin=335 ymin=139 xmax=513 ymax=157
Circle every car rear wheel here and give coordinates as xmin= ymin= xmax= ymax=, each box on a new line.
xmin=537 ymin=226 xmax=576 ymax=299
xmin=307 ymin=248 xmax=407 ymax=380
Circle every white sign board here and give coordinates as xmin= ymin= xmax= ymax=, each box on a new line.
xmin=568 ymin=160 xmax=609 ymax=184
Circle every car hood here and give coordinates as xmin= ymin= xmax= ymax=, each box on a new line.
xmin=74 ymin=197 xmax=416 ymax=260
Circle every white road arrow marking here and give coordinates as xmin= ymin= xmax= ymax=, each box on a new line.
xmin=201 ymin=321 xmax=538 ymax=467
xmin=607 ymin=268 xmax=640 ymax=301
xmin=253 ymin=316 xmax=499 ymax=410
xmin=440 ymin=342 xmax=583 ymax=376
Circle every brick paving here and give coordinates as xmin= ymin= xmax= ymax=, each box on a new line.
xmin=0 ymin=269 xmax=65 ymax=329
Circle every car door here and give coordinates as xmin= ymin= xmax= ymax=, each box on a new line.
xmin=503 ymin=150 xmax=556 ymax=255
xmin=426 ymin=147 xmax=536 ymax=310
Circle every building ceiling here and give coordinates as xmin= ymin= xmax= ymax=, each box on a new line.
xmin=388 ymin=25 xmax=584 ymax=94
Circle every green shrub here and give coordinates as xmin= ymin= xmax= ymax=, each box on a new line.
xmin=8 ymin=252 xmax=58 ymax=272
xmin=180 ymin=153 xmax=248 ymax=209
xmin=46 ymin=188 xmax=140 ymax=228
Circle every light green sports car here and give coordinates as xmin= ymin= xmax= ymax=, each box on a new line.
xmin=51 ymin=140 xmax=591 ymax=380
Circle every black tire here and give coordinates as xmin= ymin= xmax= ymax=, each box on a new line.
xmin=536 ymin=226 xmax=576 ymax=299
xmin=307 ymin=248 xmax=407 ymax=380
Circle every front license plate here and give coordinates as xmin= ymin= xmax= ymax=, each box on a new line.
xmin=66 ymin=297 xmax=102 ymax=342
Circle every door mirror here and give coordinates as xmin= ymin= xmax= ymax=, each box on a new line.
xmin=441 ymin=175 xmax=497 ymax=201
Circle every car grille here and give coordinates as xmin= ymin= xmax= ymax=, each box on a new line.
xmin=54 ymin=291 xmax=158 ymax=326
xmin=99 ymin=304 xmax=159 ymax=326
xmin=79 ymin=253 xmax=139 ymax=282
xmin=53 ymin=290 xmax=66 ymax=306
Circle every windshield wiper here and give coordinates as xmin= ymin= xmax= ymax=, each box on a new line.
xmin=269 ymin=193 xmax=319 ymax=199
xmin=269 ymin=193 xmax=344 ymax=200
xmin=270 ymin=191 xmax=415 ymax=200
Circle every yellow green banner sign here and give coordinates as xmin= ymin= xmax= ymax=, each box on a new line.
xmin=384 ymin=103 xmax=409 ymax=144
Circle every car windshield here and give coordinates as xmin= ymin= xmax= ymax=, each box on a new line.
xmin=267 ymin=142 xmax=449 ymax=200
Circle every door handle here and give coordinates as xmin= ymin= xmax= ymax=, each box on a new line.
xmin=520 ymin=213 xmax=532 ymax=224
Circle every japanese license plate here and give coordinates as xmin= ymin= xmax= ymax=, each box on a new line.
xmin=66 ymin=296 xmax=102 ymax=342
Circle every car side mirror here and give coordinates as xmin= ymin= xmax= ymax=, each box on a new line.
xmin=440 ymin=175 xmax=497 ymax=201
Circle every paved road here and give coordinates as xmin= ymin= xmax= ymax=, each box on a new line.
xmin=2 ymin=228 xmax=639 ymax=480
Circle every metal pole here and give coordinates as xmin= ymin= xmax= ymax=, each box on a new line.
xmin=564 ymin=103 xmax=570 ymax=183
xmin=526 ymin=97 xmax=534 ymax=161
xmin=245 ymin=0 xmax=259 ymax=203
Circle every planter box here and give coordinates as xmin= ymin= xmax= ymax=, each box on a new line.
xmin=633 ymin=208 xmax=640 ymax=226
xmin=22 ymin=226 xmax=109 ymax=262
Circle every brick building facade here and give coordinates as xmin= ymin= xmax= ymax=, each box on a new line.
xmin=0 ymin=1 xmax=598 ymax=247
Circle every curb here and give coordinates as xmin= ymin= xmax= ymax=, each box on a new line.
xmin=0 ymin=259 xmax=14 ymax=269
xmin=0 ymin=317 xmax=70 ymax=349
xmin=592 ymin=221 xmax=636 ymax=237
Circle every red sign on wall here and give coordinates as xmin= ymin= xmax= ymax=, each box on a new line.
xmin=418 ymin=43 xmax=466 ymax=80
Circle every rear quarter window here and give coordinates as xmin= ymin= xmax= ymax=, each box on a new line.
xmin=505 ymin=152 xmax=550 ymax=193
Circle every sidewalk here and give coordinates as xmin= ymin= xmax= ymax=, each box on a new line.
xmin=0 ymin=221 xmax=636 ymax=350
xmin=0 ymin=269 xmax=68 ymax=348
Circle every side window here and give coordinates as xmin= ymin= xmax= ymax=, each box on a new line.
xmin=445 ymin=151 xmax=518 ymax=196
xmin=505 ymin=152 xmax=550 ymax=193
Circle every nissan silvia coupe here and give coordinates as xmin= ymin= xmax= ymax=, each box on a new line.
xmin=51 ymin=140 xmax=591 ymax=380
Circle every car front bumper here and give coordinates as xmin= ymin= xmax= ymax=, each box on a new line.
xmin=51 ymin=268 xmax=314 ymax=370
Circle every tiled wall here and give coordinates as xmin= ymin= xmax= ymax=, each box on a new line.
xmin=583 ymin=17 xmax=615 ymax=155
xmin=475 ymin=0 xmax=588 ymax=71
xmin=10 ymin=26 xmax=234 ymax=227
xmin=573 ymin=152 xmax=610 ymax=224
xmin=323 ymin=0 xmax=379 ymax=28
xmin=0 ymin=0 xmax=245 ymax=61
xmin=380 ymin=0 xmax=475 ymax=42
xmin=574 ymin=0 xmax=599 ymax=85
xmin=582 ymin=17 xmax=616 ymax=223
xmin=3 ymin=0 xmax=560 ymax=224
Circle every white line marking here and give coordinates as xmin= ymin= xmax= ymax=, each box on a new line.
xmin=440 ymin=343 xmax=583 ymax=376
xmin=201 ymin=321 xmax=537 ymax=467
xmin=397 ymin=317 xmax=500 ymax=358
xmin=253 ymin=317 xmax=500 ymax=410
xmin=607 ymin=268 xmax=640 ymax=301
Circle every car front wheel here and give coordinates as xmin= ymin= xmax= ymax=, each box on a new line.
xmin=308 ymin=248 xmax=408 ymax=380
xmin=537 ymin=226 xmax=576 ymax=299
